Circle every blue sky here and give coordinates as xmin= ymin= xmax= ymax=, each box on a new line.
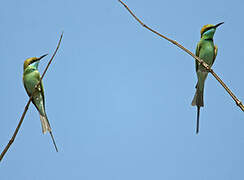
xmin=1 ymin=0 xmax=244 ymax=179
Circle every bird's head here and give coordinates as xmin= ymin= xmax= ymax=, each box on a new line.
xmin=200 ymin=22 xmax=224 ymax=39
xmin=23 ymin=54 xmax=48 ymax=71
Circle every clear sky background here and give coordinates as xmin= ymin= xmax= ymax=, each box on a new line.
xmin=1 ymin=0 xmax=244 ymax=179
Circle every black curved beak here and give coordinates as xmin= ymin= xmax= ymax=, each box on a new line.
xmin=38 ymin=53 xmax=48 ymax=61
xmin=214 ymin=22 xmax=224 ymax=28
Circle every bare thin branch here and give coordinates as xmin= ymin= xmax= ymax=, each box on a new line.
xmin=0 ymin=32 xmax=63 ymax=162
xmin=118 ymin=0 xmax=244 ymax=111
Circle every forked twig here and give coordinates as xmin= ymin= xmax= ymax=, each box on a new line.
xmin=0 ymin=32 xmax=63 ymax=162
xmin=118 ymin=0 xmax=244 ymax=111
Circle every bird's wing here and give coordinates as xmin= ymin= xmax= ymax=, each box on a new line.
xmin=213 ymin=44 xmax=218 ymax=65
xmin=36 ymin=72 xmax=45 ymax=109
xmin=40 ymin=81 xmax=45 ymax=109
xmin=195 ymin=42 xmax=201 ymax=72
xmin=28 ymin=71 xmax=45 ymax=112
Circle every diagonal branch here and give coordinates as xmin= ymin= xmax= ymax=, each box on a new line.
xmin=118 ymin=0 xmax=244 ymax=112
xmin=0 ymin=32 xmax=63 ymax=162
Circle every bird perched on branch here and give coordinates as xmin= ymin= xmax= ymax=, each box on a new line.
xmin=192 ymin=22 xmax=224 ymax=134
xmin=23 ymin=54 xmax=58 ymax=151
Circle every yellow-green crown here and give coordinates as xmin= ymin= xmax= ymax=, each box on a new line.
xmin=200 ymin=24 xmax=215 ymax=36
xmin=23 ymin=57 xmax=39 ymax=70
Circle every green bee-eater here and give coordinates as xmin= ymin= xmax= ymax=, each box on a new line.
xmin=23 ymin=54 xmax=58 ymax=152
xmin=192 ymin=22 xmax=224 ymax=134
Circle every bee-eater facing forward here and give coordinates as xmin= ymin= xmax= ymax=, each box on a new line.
xmin=23 ymin=54 xmax=58 ymax=152
xmin=192 ymin=22 xmax=224 ymax=134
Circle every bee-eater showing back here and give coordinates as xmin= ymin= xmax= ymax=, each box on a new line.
xmin=192 ymin=22 xmax=224 ymax=134
xmin=23 ymin=54 xmax=58 ymax=152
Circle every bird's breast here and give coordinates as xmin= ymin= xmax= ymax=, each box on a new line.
xmin=199 ymin=43 xmax=215 ymax=66
xmin=23 ymin=71 xmax=40 ymax=95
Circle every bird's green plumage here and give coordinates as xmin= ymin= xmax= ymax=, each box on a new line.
xmin=196 ymin=38 xmax=216 ymax=91
xmin=23 ymin=55 xmax=58 ymax=152
xmin=192 ymin=22 xmax=223 ymax=134
xmin=23 ymin=63 xmax=46 ymax=117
